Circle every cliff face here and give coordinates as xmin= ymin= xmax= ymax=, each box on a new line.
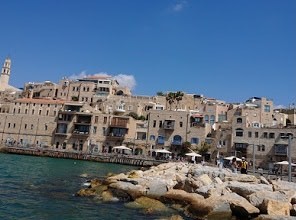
xmin=77 ymin=162 xmax=296 ymax=219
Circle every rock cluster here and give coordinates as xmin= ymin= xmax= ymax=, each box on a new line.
xmin=76 ymin=162 xmax=296 ymax=220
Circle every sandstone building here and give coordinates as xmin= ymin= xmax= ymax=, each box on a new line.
xmin=0 ymin=58 xmax=295 ymax=170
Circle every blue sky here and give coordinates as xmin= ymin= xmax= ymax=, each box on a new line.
xmin=0 ymin=0 xmax=295 ymax=107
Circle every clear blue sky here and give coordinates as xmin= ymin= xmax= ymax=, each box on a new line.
xmin=0 ymin=0 xmax=295 ymax=107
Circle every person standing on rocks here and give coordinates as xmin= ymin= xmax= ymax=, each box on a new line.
xmin=231 ymin=157 xmax=238 ymax=173
xmin=240 ymin=157 xmax=248 ymax=174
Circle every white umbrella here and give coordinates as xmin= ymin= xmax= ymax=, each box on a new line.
xmin=185 ymin=152 xmax=202 ymax=157
xmin=155 ymin=149 xmax=172 ymax=154
xmin=274 ymin=161 xmax=296 ymax=166
xmin=224 ymin=156 xmax=242 ymax=162
xmin=112 ymin=146 xmax=132 ymax=151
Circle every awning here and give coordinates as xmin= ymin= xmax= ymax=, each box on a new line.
xmin=191 ymin=114 xmax=203 ymax=118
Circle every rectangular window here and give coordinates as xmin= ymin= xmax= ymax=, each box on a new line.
xmin=180 ymin=122 xmax=183 ymax=127
xmin=13 ymin=123 xmax=16 ymax=128
xmin=263 ymin=132 xmax=268 ymax=138
xmin=95 ymin=116 xmax=99 ymax=123
xmin=24 ymin=124 xmax=27 ymax=129
xmin=159 ymin=121 xmax=162 ymax=128
xmin=264 ymin=105 xmax=270 ymax=112
xmin=8 ymin=123 xmax=10 ymax=128
xmin=255 ymin=132 xmax=259 ymax=138
xmin=153 ymin=120 xmax=156 ymax=128
xmin=269 ymin=133 xmax=275 ymax=138
xmin=93 ymin=126 xmax=97 ymax=134
xmin=103 ymin=117 xmax=107 ymax=124
xmin=45 ymin=125 xmax=48 ymax=130
xmin=248 ymin=131 xmax=252 ymax=138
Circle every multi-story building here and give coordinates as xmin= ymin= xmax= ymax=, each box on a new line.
xmin=0 ymin=58 xmax=295 ymax=166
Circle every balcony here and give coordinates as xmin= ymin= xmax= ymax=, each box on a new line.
xmin=72 ymin=130 xmax=90 ymax=136
xmin=163 ymin=120 xmax=175 ymax=130
xmin=110 ymin=117 xmax=129 ymax=128
xmin=72 ymin=125 xmax=90 ymax=136
xmin=106 ymin=127 xmax=127 ymax=139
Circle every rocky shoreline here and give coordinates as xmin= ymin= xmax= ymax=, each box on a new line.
xmin=76 ymin=162 xmax=296 ymax=220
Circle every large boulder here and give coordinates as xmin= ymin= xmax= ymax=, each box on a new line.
xmin=145 ymin=178 xmax=168 ymax=198
xmin=163 ymin=189 xmax=204 ymax=204
xmin=225 ymin=174 xmax=259 ymax=183
xmin=206 ymin=201 xmax=232 ymax=220
xmin=227 ymin=181 xmax=273 ymax=197
xmin=260 ymin=199 xmax=290 ymax=216
xmin=109 ymin=181 xmax=146 ymax=199
xmin=270 ymin=180 xmax=296 ymax=192
xmin=248 ymin=191 xmax=291 ymax=209
xmin=214 ymin=192 xmax=260 ymax=218
xmin=255 ymin=215 xmax=296 ymax=220
xmin=125 ymin=196 xmax=169 ymax=214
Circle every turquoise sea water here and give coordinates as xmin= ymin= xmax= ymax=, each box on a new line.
xmin=0 ymin=153 xmax=181 ymax=220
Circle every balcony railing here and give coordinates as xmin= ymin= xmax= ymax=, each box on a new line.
xmin=171 ymin=140 xmax=182 ymax=145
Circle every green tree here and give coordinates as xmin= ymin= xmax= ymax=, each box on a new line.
xmin=180 ymin=141 xmax=191 ymax=156
xmin=138 ymin=115 xmax=146 ymax=121
xmin=197 ymin=141 xmax=211 ymax=156
xmin=127 ymin=112 xmax=138 ymax=120
xmin=156 ymin=91 xmax=165 ymax=96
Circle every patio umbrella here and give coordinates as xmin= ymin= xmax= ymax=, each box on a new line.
xmin=274 ymin=161 xmax=296 ymax=166
xmin=112 ymin=146 xmax=132 ymax=151
xmin=185 ymin=152 xmax=202 ymax=157
xmin=155 ymin=149 xmax=172 ymax=154
xmin=224 ymin=156 xmax=242 ymax=162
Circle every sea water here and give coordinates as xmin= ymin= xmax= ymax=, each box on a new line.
xmin=0 ymin=153 xmax=183 ymax=220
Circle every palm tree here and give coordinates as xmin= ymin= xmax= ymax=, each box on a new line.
xmin=166 ymin=92 xmax=176 ymax=110
xmin=175 ymin=91 xmax=184 ymax=109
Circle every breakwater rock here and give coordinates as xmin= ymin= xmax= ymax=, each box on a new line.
xmin=77 ymin=162 xmax=296 ymax=220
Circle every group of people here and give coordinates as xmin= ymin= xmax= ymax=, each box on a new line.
xmin=231 ymin=157 xmax=248 ymax=174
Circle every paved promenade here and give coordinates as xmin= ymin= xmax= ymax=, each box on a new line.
xmin=0 ymin=146 xmax=165 ymax=167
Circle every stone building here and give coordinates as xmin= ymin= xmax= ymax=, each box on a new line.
xmin=1 ymin=57 xmax=295 ymax=166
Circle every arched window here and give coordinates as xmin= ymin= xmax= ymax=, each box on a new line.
xmin=172 ymin=135 xmax=182 ymax=145
xmin=204 ymin=115 xmax=209 ymax=123
xmin=149 ymin=135 xmax=155 ymax=141
xmin=237 ymin=118 xmax=242 ymax=123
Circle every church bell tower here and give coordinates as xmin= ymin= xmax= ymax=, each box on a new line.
xmin=0 ymin=57 xmax=11 ymax=91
